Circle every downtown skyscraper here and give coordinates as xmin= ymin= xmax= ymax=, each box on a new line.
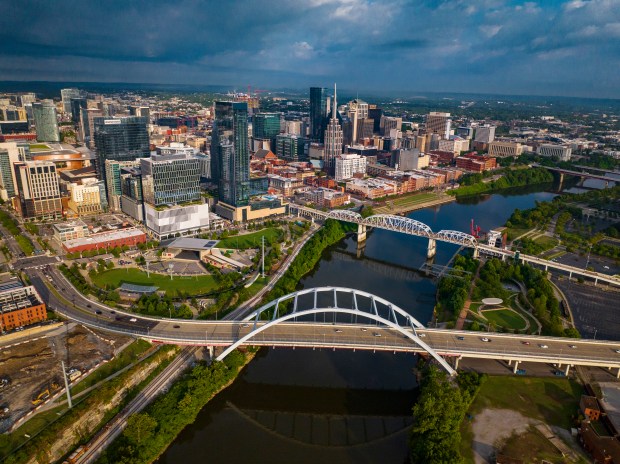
xmin=309 ymin=87 xmax=328 ymax=142
xmin=323 ymin=84 xmax=343 ymax=174
xmin=212 ymin=101 xmax=249 ymax=207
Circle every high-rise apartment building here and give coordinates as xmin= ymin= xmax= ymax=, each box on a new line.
xmin=334 ymin=153 xmax=367 ymax=181
xmin=0 ymin=143 xmax=22 ymax=200
xmin=32 ymin=101 xmax=60 ymax=142
xmin=105 ymin=159 xmax=140 ymax=212
xmin=309 ymin=87 xmax=328 ymax=142
xmin=212 ymin=101 xmax=249 ymax=207
xmin=80 ymin=108 xmax=103 ymax=149
xmin=425 ymin=112 xmax=452 ymax=139
xmin=14 ymin=161 xmax=63 ymax=219
xmin=140 ymin=153 xmax=200 ymax=206
xmin=93 ymin=116 xmax=149 ymax=177
xmin=323 ymin=84 xmax=343 ymax=173
xmin=70 ymin=98 xmax=88 ymax=124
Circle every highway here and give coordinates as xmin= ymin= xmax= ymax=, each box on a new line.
xmin=28 ymin=265 xmax=620 ymax=377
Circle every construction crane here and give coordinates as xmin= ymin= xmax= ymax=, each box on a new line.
xmin=470 ymin=218 xmax=482 ymax=239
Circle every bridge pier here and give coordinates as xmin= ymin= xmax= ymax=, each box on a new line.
xmin=472 ymin=247 xmax=480 ymax=259
xmin=565 ymin=364 xmax=571 ymax=376
xmin=207 ymin=346 xmax=214 ymax=359
xmin=454 ymin=356 xmax=461 ymax=370
xmin=617 ymin=367 xmax=620 ymax=379
xmin=595 ymin=278 xmax=598 ymax=286
xmin=513 ymin=360 xmax=520 ymax=374
xmin=356 ymin=239 xmax=366 ymax=258
xmin=357 ymin=224 xmax=367 ymax=242
xmin=427 ymin=238 xmax=437 ymax=259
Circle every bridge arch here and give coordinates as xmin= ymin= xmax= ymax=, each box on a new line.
xmin=362 ymin=214 xmax=433 ymax=237
xmin=217 ymin=287 xmax=456 ymax=375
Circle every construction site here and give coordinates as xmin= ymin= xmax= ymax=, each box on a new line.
xmin=0 ymin=322 xmax=130 ymax=433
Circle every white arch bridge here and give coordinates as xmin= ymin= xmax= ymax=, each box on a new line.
xmin=135 ymin=287 xmax=620 ymax=378
xmin=290 ymin=205 xmax=476 ymax=259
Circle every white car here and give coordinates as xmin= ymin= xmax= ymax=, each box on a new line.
xmin=615 ymin=349 xmax=620 ymax=354
xmin=481 ymin=337 xmax=491 ymax=342
xmin=373 ymin=333 xmax=382 ymax=337
xmin=539 ymin=344 xmax=548 ymax=349
xmin=129 ymin=318 xmax=137 ymax=322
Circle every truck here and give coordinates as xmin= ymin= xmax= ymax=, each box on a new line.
xmin=516 ymin=369 xmax=526 ymax=375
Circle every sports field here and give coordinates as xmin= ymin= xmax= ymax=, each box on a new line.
xmin=482 ymin=308 xmax=527 ymax=330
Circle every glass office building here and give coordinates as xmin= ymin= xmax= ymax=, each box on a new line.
xmin=309 ymin=87 xmax=328 ymax=142
xmin=32 ymin=101 xmax=60 ymax=142
xmin=93 ymin=116 xmax=150 ymax=178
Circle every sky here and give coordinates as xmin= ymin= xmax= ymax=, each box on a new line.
xmin=0 ymin=0 xmax=619 ymax=98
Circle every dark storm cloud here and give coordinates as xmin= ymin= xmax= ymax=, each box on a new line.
xmin=0 ymin=0 xmax=619 ymax=97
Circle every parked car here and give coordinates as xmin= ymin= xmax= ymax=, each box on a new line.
xmin=481 ymin=337 xmax=491 ymax=342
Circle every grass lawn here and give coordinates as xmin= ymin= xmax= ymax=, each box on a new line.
xmin=375 ymin=192 xmax=439 ymax=213
xmin=506 ymin=226 xmax=534 ymax=241
xmin=216 ymin=227 xmax=283 ymax=249
xmin=91 ymin=268 xmax=219 ymax=296
xmin=15 ymin=235 xmax=35 ymax=256
xmin=460 ymin=376 xmax=583 ymax=463
xmin=70 ymin=340 xmax=153 ymax=396
xmin=482 ymin=308 xmax=527 ymax=330
xmin=533 ymin=235 xmax=559 ymax=250
xmin=29 ymin=143 xmax=50 ymax=151
xmin=469 ymin=376 xmax=582 ymax=428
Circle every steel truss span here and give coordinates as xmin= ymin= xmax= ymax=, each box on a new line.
xmin=217 ymin=287 xmax=456 ymax=375
xmin=434 ymin=229 xmax=478 ymax=247
xmin=362 ymin=214 xmax=433 ymax=237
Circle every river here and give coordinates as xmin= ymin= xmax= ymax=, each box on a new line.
xmin=156 ymin=183 xmax=571 ymax=464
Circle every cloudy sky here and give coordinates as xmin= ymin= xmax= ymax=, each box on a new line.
xmin=1 ymin=0 xmax=619 ymax=98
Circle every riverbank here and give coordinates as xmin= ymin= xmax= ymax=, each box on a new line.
xmin=448 ymin=167 xmax=554 ymax=198
xmin=373 ymin=192 xmax=455 ymax=215
xmin=96 ymin=349 xmax=256 ymax=464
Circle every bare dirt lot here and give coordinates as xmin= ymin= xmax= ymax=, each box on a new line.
xmin=0 ymin=324 xmax=130 ymax=432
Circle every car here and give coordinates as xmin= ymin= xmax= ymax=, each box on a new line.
xmin=335 ymin=329 xmax=343 ymax=333
xmin=569 ymin=344 xmax=577 ymax=349
xmin=86 ymin=304 xmax=91 ymax=308
xmin=129 ymin=318 xmax=137 ymax=322
xmin=481 ymin=337 xmax=491 ymax=342
xmin=539 ymin=344 xmax=549 ymax=349
xmin=95 ymin=310 xmax=102 ymax=315
xmin=361 ymin=328 xmax=367 ymax=332
xmin=173 ymin=324 xmax=180 ymax=328
xmin=110 ymin=310 xmax=116 ymax=314
xmin=604 ymin=265 xmax=610 ymax=270
xmin=241 ymin=323 xmax=250 ymax=328
xmin=115 ymin=316 xmax=122 ymax=321
xmin=418 ymin=333 xmax=426 ymax=338
xmin=521 ymin=341 xmax=530 ymax=345
xmin=457 ymin=336 xmax=465 ymax=341
xmin=373 ymin=333 xmax=382 ymax=337
xmin=615 ymin=349 xmax=620 ymax=354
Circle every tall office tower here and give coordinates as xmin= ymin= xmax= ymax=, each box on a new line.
xmin=70 ymin=97 xmax=88 ymax=124
xmin=105 ymin=159 xmax=140 ymax=212
xmin=61 ymin=88 xmax=81 ymax=114
xmin=309 ymin=87 xmax=328 ymax=142
xmin=348 ymin=98 xmax=369 ymax=143
xmin=323 ymin=84 xmax=343 ymax=174
xmin=13 ymin=161 xmax=63 ymax=220
xmin=32 ymin=101 xmax=60 ymax=142
xmin=93 ymin=116 xmax=149 ymax=178
xmin=80 ymin=108 xmax=103 ymax=149
xmin=275 ymin=134 xmax=309 ymax=161
xmin=140 ymin=153 xmax=200 ymax=206
xmin=0 ymin=147 xmax=20 ymax=200
xmin=368 ymin=105 xmax=383 ymax=134
xmin=380 ymin=116 xmax=402 ymax=136
xmin=212 ymin=101 xmax=249 ymax=207
xmin=135 ymin=106 xmax=150 ymax=122
xmin=425 ymin=112 xmax=452 ymax=139
xmin=18 ymin=93 xmax=36 ymax=107
xmin=253 ymin=113 xmax=280 ymax=139
xmin=474 ymin=125 xmax=496 ymax=144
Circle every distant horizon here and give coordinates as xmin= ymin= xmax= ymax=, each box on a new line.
xmin=2 ymin=79 xmax=620 ymax=104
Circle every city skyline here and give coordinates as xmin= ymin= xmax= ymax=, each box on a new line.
xmin=1 ymin=1 xmax=619 ymax=99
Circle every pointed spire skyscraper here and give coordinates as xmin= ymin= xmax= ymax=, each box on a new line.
xmin=323 ymin=83 xmax=343 ymax=174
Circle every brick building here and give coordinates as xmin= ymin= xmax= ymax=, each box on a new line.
xmin=455 ymin=153 xmax=497 ymax=172
xmin=62 ymin=227 xmax=146 ymax=253
xmin=0 ymin=285 xmax=47 ymax=331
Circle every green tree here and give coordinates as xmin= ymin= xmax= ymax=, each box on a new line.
xmin=123 ymin=413 xmax=157 ymax=445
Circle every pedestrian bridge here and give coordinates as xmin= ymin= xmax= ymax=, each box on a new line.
xmin=290 ymin=205 xmax=620 ymax=287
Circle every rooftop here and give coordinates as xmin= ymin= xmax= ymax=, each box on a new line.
xmin=63 ymin=227 xmax=145 ymax=248
xmin=165 ymin=237 xmax=219 ymax=251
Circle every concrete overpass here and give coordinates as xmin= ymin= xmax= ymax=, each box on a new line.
xmin=532 ymin=163 xmax=618 ymax=186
